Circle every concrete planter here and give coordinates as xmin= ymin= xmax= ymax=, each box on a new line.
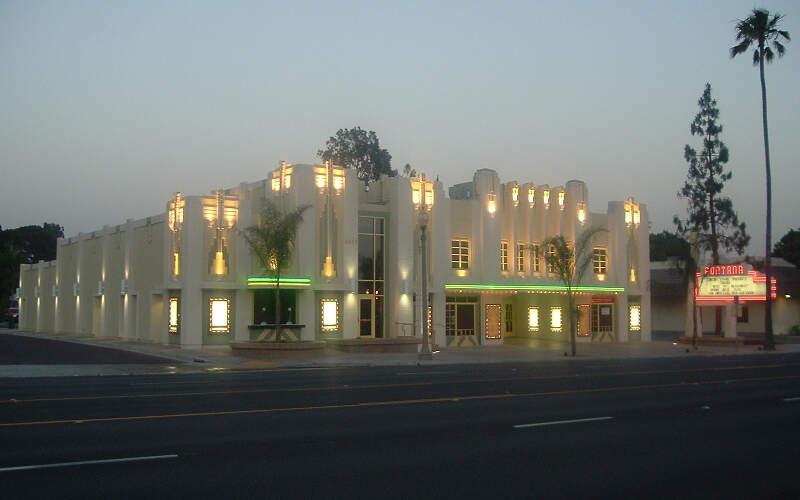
xmin=230 ymin=341 xmax=325 ymax=359
xmin=325 ymin=336 xmax=421 ymax=353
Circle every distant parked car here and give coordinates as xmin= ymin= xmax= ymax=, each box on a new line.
xmin=5 ymin=307 xmax=18 ymax=328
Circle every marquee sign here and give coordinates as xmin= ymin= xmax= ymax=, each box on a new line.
xmin=695 ymin=264 xmax=776 ymax=302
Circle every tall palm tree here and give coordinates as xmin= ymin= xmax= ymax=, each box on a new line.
xmin=242 ymin=199 xmax=309 ymax=342
xmin=730 ymin=8 xmax=790 ymax=351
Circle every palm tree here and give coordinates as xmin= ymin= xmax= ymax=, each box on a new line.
xmin=242 ymin=199 xmax=309 ymax=342
xmin=543 ymin=228 xmax=605 ymax=356
xmin=730 ymin=8 xmax=790 ymax=351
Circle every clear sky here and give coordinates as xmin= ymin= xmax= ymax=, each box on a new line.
xmin=1 ymin=0 xmax=797 ymax=255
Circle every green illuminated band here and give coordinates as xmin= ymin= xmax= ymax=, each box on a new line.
xmin=445 ymin=283 xmax=624 ymax=293
xmin=247 ymin=277 xmax=311 ymax=287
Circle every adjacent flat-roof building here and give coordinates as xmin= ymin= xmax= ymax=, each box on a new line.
xmin=18 ymin=163 xmax=651 ymax=348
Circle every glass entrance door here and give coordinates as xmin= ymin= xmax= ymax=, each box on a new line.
xmin=359 ymin=295 xmax=375 ymax=337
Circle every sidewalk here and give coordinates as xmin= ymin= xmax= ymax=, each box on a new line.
xmin=2 ymin=329 xmax=799 ymax=378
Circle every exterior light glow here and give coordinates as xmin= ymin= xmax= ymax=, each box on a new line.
xmin=173 ymin=253 xmax=180 ymax=275
xmin=487 ymin=192 xmax=497 ymax=215
xmin=323 ymin=256 xmax=335 ymax=277
xmin=271 ymin=178 xmax=280 ymax=191
xmin=577 ymin=202 xmax=586 ymax=224
xmin=511 ymin=185 xmax=519 ymax=206
xmin=558 ymin=191 xmax=565 ymax=210
xmin=316 ymin=174 xmax=327 ymax=189
xmin=543 ymin=190 xmax=550 ymax=208
xmin=630 ymin=268 xmax=636 ymax=282
xmin=528 ymin=188 xmax=535 ymax=206
xmin=412 ymin=181 xmax=421 ymax=205
xmin=332 ymin=171 xmax=344 ymax=192
xmin=213 ymin=251 xmax=227 ymax=275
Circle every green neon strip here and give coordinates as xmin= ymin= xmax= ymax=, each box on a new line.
xmin=445 ymin=283 xmax=624 ymax=293
xmin=247 ymin=277 xmax=311 ymax=287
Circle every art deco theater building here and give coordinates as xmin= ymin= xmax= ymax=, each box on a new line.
xmin=18 ymin=163 xmax=651 ymax=348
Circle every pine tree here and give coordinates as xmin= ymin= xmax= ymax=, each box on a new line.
xmin=676 ymin=83 xmax=749 ymax=335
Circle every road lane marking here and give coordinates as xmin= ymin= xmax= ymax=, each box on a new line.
xmin=513 ymin=416 xmax=613 ymax=429
xmin=1 ymin=374 xmax=798 ymax=428
xmin=0 ymin=454 xmax=178 ymax=473
xmin=783 ymin=397 xmax=800 ymax=402
xmin=4 ymin=363 xmax=798 ymax=405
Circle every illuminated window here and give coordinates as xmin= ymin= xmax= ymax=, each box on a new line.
xmin=517 ymin=243 xmax=526 ymax=273
xmin=543 ymin=189 xmax=550 ymax=207
xmin=500 ymin=241 xmax=509 ymax=272
xmin=284 ymin=174 xmax=291 ymax=189
xmin=533 ymin=244 xmax=541 ymax=272
xmin=546 ymin=245 xmax=557 ymax=274
xmin=321 ymin=299 xmax=339 ymax=332
xmin=528 ymin=188 xmax=535 ymax=206
xmin=505 ymin=303 xmax=513 ymax=333
xmin=271 ymin=178 xmax=280 ymax=191
xmin=451 ymin=239 xmax=469 ymax=270
xmin=558 ymin=191 xmax=565 ymax=210
xmin=209 ymin=298 xmax=230 ymax=334
xmin=593 ymin=248 xmax=608 ymax=275
xmin=528 ymin=307 xmax=539 ymax=332
xmin=629 ymin=305 xmax=641 ymax=332
xmin=511 ymin=185 xmax=519 ymax=205
xmin=551 ymin=307 xmax=562 ymax=332
xmin=173 ymin=252 xmax=180 ymax=276
xmin=169 ymin=298 xmax=179 ymax=334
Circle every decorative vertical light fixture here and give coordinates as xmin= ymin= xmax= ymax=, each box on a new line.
xmin=414 ymin=172 xmax=434 ymax=361
xmin=168 ymin=192 xmax=184 ymax=277
xmin=543 ymin=189 xmax=550 ymax=209
xmin=528 ymin=187 xmax=535 ymax=208
xmin=558 ymin=190 xmax=565 ymax=211
xmin=577 ymin=202 xmax=586 ymax=224
xmin=511 ymin=184 xmax=519 ymax=207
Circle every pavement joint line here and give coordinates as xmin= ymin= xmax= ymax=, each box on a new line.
xmin=3 ymin=363 xmax=798 ymax=404
xmin=513 ymin=416 xmax=613 ymax=429
xmin=1 ymin=374 xmax=798 ymax=428
xmin=783 ymin=397 xmax=800 ymax=402
xmin=0 ymin=454 xmax=178 ymax=473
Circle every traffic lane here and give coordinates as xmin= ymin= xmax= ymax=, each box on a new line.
xmin=2 ymin=360 xmax=800 ymax=424
xmin=0 ymin=334 xmax=173 ymax=365
xmin=2 ymin=351 xmax=799 ymax=401
xmin=1 ymin=371 xmax=798 ymax=467
xmin=2 ymin=392 xmax=798 ymax=499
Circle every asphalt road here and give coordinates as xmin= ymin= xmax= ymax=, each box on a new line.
xmin=1 ymin=354 xmax=799 ymax=499
xmin=0 ymin=333 xmax=172 ymax=364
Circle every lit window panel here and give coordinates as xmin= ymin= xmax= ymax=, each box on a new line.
xmin=169 ymin=298 xmax=179 ymax=334
xmin=629 ymin=305 xmax=641 ymax=332
xmin=528 ymin=307 xmax=539 ymax=332
xmin=209 ymin=298 xmax=230 ymax=333
xmin=321 ymin=299 xmax=339 ymax=332
xmin=551 ymin=307 xmax=562 ymax=332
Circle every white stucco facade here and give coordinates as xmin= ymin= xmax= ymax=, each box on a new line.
xmin=18 ymin=163 xmax=651 ymax=348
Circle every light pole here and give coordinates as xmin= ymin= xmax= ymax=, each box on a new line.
xmin=418 ymin=201 xmax=432 ymax=360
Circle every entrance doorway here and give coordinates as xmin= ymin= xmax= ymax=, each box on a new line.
xmin=358 ymin=295 xmax=383 ymax=337
xmin=591 ymin=303 xmax=614 ymax=341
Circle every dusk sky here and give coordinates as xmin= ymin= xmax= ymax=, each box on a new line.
xmin=1 ymin=0 xmax=797 ymax=256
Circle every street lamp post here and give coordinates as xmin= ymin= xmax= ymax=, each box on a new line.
xmin=418 ymin=204 xmax=432 ymax=361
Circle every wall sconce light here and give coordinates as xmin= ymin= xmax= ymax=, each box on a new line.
xmin=577 ymin=202 xmax=586 ymax=224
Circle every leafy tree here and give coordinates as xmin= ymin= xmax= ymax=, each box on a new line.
xmin=675 ymin=83 xmax=749 ymax=335
xmin=402 ymin=163 xmax=417 ymax=178
xmin=0 ymin=223 xmax=64 ymax=306
xmin=241 ymin=200 xmax=308 ymax=342
xmin=773 ymin=228 xmax=800 ymax=268
xmin=649 ymin=231 xmax=690 ymax=262
xmin=731 ymin=8 xmax=790 ymax=350
xmin=318 ymin=127 xmax=396 ymax=184
xmin=543 ymin=228 xmax=605 ymax=357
